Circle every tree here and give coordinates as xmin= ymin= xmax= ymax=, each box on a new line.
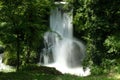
xmin=0 ymin=0 xmax=52 ymax=70
xmin=71 ymin=0 xmax=120 ymax=66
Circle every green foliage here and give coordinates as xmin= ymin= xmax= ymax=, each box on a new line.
xmin=3 ymin=51 xmax=20 ymax=66
xmin=0 ymin=0 xmax=120 ymax=74
xmin=0 ymin=0 xmax=53 ymax=69
xmin=104 ymin=33 xmax=120 ymax=57
xmin=118 ymin=65 xmax=120 ymax=74
xmin=70 ymin=0 xmax=120 ymax=67
xmin=19 ymin=64 xmax=39 ymax=71
xmin=91 ymin=66 xmax=104 ymax=75
xmin=101 ymin=59 xmax=118 ymax=73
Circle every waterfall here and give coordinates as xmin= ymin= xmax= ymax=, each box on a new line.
xmin=40 ymin=2 xmax=90 ymax=76
xmin=0 ymin=53 xmax=9 ymax=71
xmin=0 ymin=47 xmax=13 ymax=71
xmin=0 ymin=48 xmax=4 ymax=70
xmin=0 ymin=54 xmax=3 ymax=65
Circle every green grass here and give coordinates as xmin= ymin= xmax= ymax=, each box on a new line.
xmin=0 ymin=71 xmax=119 ymax=80
xmin=0 ymin=65 xmax=120 ymax=80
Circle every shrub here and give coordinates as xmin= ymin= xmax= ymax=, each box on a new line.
xmin=91 ymin=66 xmax=104 ymax=75
xmin=19 ymin=64 xmax=38 ymax=71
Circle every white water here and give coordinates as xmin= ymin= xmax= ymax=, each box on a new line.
xmin=0 ymin=54 xmax=4 ymax=70
xmin=40 ymin=2 xmax=90 ymax=76
xmin=0 ymin=54 xmax=13 ymax=72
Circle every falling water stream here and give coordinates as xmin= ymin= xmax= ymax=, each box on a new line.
xmin=0 ymin=53 xmax=13 ymax=71
xmin=40 ymin=2 xmax=90 ymax=76
xmin=0 ymin=46 xmax=13 ymax=72
xmin=0 ymin=54 xmax=3 ymax=69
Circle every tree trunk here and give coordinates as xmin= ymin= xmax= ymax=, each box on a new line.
xmin=16 ymin=34 xmax=20 ymax=71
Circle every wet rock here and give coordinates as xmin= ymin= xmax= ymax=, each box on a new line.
xmin=0 ymin=46 xmax=4 ymax=54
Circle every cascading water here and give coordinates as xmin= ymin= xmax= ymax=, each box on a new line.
xmin=0 ymin=47 xmax=13 ymax=71
xmin=0 ymin=53 xmax=10 ymax=71
xmin=0 ymin=54 xmax=3 ymax=68
xmin=40 ymin=2 xmax=90 ymax=76
xmin=0 ymin=47 xmax=4 ymax=70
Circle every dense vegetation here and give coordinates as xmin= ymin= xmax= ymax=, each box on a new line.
xmin=71 ymin=0 xmax=120 ymax=74
xmin=0 ymin=0 xmax=52 ymax=70
xmin=0 ymin=0 xmax=120 ymax=79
